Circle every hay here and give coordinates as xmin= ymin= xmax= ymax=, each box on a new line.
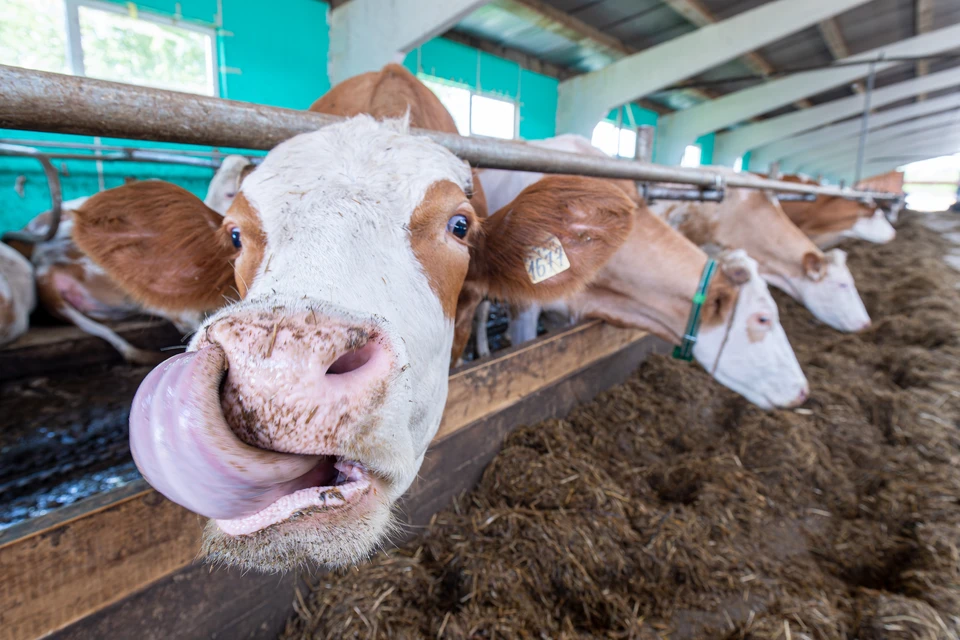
xmin=282 ymin=213 xmax=960 ymax=640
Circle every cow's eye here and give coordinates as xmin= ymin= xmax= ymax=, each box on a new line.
xmin=758 ymin=315 xmax=770 ymax=325
xmin=446 ymin=214 xmax=469 ymax=239
xmin=230 ymin=227 xmax=242 ymax=249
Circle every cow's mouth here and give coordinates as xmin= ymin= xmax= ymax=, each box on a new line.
xmin=128 ymin=344 xmax=386 ymax=534
xmin=215 ymin=457 xmax=374 ymax=536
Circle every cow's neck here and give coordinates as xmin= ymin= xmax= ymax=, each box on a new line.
xmin=567 ymin=208 xmax=715 ymax=344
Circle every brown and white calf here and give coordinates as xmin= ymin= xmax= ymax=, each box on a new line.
xmin=0 ymin=241 xmax=35 ymax=346
xmin=20 ymin=156 xmax=252 ymax=363
xmin=775 ymin=174 xmax=896 ymax=248
xmin=70 ymin=110 xmax=635 ymax=572
xmin=655 ymin=169 xmax=872 ymax=333
xmin=480 ymin=135 xmax=809 ymax=409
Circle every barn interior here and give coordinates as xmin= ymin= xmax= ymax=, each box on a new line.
xmin=1 ymin=1 xmax=958 ymax=639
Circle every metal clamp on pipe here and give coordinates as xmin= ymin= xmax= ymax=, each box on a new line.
xmin=641 ymin=183 xmax=726 ymax=203
xmin=776 ymin=192 xmax=818 ymax=202
xmin=0 ymin=143 xmax=62 ymax=245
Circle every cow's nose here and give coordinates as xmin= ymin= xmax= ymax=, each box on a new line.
xmin=199 ymin=307 xmax=396 ymax=454
xmin=786 ymin=385 xmax=809 ymax=409
xmin=858 ymin=319 xmax=872 ymax=332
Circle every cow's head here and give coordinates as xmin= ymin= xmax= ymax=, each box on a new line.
xmin=71 ymin=115 xmax=634 ymax=571
xmin=692 ymin=250 xmax=808 ymax=409
xmin=842 ymin=200 xmax=896 ymax=244
xmin=204 ymin=154 xmax=254 ymax=216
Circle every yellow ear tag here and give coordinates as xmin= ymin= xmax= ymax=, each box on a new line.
xmin=525 ymin=234 xmax=570 ymax=284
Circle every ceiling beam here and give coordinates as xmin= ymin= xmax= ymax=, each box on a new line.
xmin=329 ymin=0 xmax=489 ymax=84
xmin=811 ymin=130 xmax=960 ymax=174
xmin=499 ymin=0 xmax=716 ymax=110
xmin=555 ymin=0 xmax=871 ymax=138
xmin=817 ymin=18 xmax=864 ymax=93
xmin=750 ymin=92 xmax=960 ymax=169
xmin=790 ymin=113 xmax=960 ymax=171
xmin=661 ymin=0 xmax=813 ymax=108
xmin=711 ymin=59 xmax=960 ymax=166
xmin=916 ymin=0 xmax=935 ymax=100
xmin=656 ymin=22 xmax=960 ymax=165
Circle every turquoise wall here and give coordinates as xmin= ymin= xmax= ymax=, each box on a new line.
xmin=741 ymin=151 xmax=753 ymax=172
xmin=402 ymin=38 xmax=559 ymax=141
xmin=1 ymin=0 xmax=697 ymax=234
xmin=0 ymin=0 xmax=329 ymax=233
xmin=695 ymin=133 xmax=715 ymax=166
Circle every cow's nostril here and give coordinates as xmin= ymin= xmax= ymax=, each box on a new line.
xmin=327 ymin=340 xmax=377 ymax=375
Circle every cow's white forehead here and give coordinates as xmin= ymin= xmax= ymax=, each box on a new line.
xmin=242 ymin=115 xmax=472 ymax=226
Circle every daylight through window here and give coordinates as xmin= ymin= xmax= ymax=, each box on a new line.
xmin=681 ymin=145 xmax=703 ymax=168
xmin=420 ymin=76 xmax=517 ymax=140
xmin=0 ymin=0 xmax=218 ymax=96
xmin=591 ymin=121 xmax=637 ymax=159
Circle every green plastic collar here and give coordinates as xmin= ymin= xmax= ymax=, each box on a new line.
xmin=673 ymin=258 xmax=718 ymax=362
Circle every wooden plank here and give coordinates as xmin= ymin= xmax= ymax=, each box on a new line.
xmin=817 ymin=18 xmax=865 ymax=94
xmin=0 ymin=321 xmax=649 ymax=640
xmin=438 ymin=320 xmax=646 ymax=439
xmin=0 ymin=320 xmax=182 ymax=382
xmin=49 ymin=334 xmax=666 ymax=640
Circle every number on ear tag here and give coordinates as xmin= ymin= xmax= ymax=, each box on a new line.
xmin=525 ymin=234 xmax=570 ymax=284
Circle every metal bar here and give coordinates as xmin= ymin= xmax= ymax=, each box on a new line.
xmin=0 ymin=147 xmax=223 ymax=168
xmin=0 ymin=145 xmax=62 ymax=245
xmin=643 ymin=185 xmax=725 ymax=202
xmin=0 ymin=138 xmax=263 ymax=158
xmin=635 ymin=125 xmax=655 ymax=164
xmin=854 ymin=61 xmax=878 ymax=185
xmin=0 ymin=66 xmax=900 ymax=202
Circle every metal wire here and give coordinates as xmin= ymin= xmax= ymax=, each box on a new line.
xmin=0 ymin=144 xmax=62 ymax=244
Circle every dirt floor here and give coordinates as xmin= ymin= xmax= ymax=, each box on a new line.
xmin=282 ymin=213 xmax=960 ymax=640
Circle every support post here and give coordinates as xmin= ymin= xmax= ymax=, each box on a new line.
xmin=635 ymin=125 xmax=655 ymax=163
xmin=854 ymin=62 xmax=877 ymax=185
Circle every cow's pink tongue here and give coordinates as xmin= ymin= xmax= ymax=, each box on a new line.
xmin=129 ymin=346 xmax=324 ymax=520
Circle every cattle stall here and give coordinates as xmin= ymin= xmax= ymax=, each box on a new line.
xmin=0 ymin=1 xmax=943 ymax=636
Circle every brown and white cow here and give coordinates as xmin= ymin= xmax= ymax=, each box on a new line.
xmin=776 ymin=174 xmax=896 ymax=248
xmin=69 ymin=71 xmax=635 ymax=571
xmin=0 ymin=240 xmax=35 ymax=346
xmin=21 ymin=156 xmax=252 ymax=363
xmin=655 ymin=169 xmax=872 ymax=333
xmin=480 ymin=135 xmax=808 ymax=409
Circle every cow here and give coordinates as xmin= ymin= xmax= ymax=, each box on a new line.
xmin=0 ymin=241 xmax=35 ymax=346
xmin=479 ymin=135 xmax=808 ymax=409
xmin=654 ymin=169 xmax=872 ymax=333
xmin=67 ymin=65 xmax=636 ymax=571
xmin=775 ymin=174 xmax=896 ymax=248
xmin=20 ymin=156 xmax=252 ymax=363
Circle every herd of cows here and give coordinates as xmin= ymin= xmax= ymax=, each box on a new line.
xmin=0 ymin=64 xmax=901 ymax=572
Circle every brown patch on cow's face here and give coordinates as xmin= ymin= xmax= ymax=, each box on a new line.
xmin=700 ymin=271 xmax=739 ymax=329
xmin=224 ymin=193 xmax=266 ymax=299
xmin=802 ymin=251 xmax=826 ymax=281
xmin=409 ymin=180 xmax=478 ymax=319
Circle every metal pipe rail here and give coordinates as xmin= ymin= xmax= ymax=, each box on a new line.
xmin=0 ymin=144 xmax=62 ymax=244
xmin=0 ymin=144 xmax=223 ymax=168
xmin=0 ymin=138 xmax=264 ymax=158
xmin=0 ymin=65 xmax=900 ymax=202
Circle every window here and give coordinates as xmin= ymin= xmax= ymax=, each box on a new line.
xmin=419 ymin=76 xmax=517 ymax=139
xmin=591 ymin=121 xmax=637 ymax=159
xmin=681 ymin=145 xmax=703 ymax=168
xmin=733 ymin=156 xmax=744 ymax=173
xmin=0 ymin=0 xmax=218 ymax=96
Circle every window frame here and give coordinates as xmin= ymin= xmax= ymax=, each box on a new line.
xmin=63 ymin=0 xmax=220 ymax=97
xmin=417 ymin=73 xmax=518 ymax=140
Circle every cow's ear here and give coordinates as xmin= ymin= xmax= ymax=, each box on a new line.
xmin=802 ymin=251 xmax=826 ymax=281
xmin=72 ymin=181 xmax=239 ymax=314
xmin=472 ymin=176 xmax=635 ymax=302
